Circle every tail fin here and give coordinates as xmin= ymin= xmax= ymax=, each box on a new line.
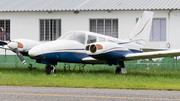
xmin=128 ymin=11 xmax=154 ymax=44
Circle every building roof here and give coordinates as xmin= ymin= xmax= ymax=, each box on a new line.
xmin=0 ymin=0 xmax=179 ymax=12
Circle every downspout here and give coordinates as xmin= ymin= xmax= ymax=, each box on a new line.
xmin=166 ymin=10 xmax=171 ymax=49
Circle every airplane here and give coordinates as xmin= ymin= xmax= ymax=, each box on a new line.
xmin=1 ymin=11 xmax=180 ymax=75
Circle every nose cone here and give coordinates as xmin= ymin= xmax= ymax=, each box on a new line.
xmin=28 ymin=46 xmax=43 ymax=57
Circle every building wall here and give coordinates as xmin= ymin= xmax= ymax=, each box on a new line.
xmin=0 ymin=10 xmax=179 ymax=55
xmin=169 ymin=10 xmax=180 ymax=49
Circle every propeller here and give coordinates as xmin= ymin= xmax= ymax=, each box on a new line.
xmin=0 ymin=27 xmax=26 ymax=64
xmin=14 ymin=48 xmax=26 ymax=64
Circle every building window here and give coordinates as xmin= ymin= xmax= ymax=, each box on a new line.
xmin=90 ymin=19 xmax=118 ymax=38
xmin=0 ymin=20 xmax=10 ymax=41
xmin=40 ymin=19 xmax=61 ymax=41
xmin=150 ymin=18 xmax=166 ymax=41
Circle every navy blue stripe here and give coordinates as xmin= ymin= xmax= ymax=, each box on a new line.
xmin=118 ymin=42 xmax=131 ymax=45
xmin=129 ymin=49 xmax=142 ymax=53
xmin=35 ymin=52 xmax=88 ymax=63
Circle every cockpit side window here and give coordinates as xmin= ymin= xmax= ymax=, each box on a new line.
xmin=87 ymin=35 xmax=96 ymax=44
xmin=66 ymin=32 xmax=86 ymax=44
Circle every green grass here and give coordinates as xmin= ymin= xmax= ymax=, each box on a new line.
xmin=0 ymin=66 xmax=180 ymax=90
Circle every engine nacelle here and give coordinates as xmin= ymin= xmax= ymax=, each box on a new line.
xmin=13 ymin=39 xmax=41 ymax=52
xmin=85 ymin=42 xmax=132 ymax=60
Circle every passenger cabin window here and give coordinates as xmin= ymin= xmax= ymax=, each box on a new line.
xmin=98 ymin=37 xmax=106 ymax=42
xmin=87 ymin=35 xmax=96 ymax=44
xmin=108 ymin=39 xmax=115 ymax=43
xmin=66 ymin=32 xmax=85 ymax=44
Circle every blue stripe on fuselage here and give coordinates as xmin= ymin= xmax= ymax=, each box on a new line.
xmin=36 ymin=52 xmax=88 ymax=63
xmin=106 ymin=47 xmax=142 ymax=54
xmin=34 ymin=48 xmax=142 ymax=64
xmin=118 ymin=42 xmax=131 ymax=45
xmin=129 ymin=49 xmax=142 ymax=53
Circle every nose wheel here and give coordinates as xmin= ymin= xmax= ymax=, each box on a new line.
xmin=45 ymin=64 xmax=56 ymax=74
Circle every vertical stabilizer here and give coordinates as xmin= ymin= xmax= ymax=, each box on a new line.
xmin=128 ymin=11 xmax=154 ymax=44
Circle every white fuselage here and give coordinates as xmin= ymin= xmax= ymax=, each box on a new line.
xmin=28 ymin=31 xmax=143 ymax=64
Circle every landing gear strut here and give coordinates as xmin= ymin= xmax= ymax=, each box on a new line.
xmin=45 ymin=64 xmax=56 ymax=75
xmin=115 ymin=61 xmax=127 ymax=74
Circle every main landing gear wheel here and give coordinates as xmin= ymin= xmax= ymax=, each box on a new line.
xmin=45 ymin=64 xmax=56 ymax=75
xmin=115 ymin=61 xmax=127 ymax=74
xmin=115 ymin=66 xmax=121 ymax=74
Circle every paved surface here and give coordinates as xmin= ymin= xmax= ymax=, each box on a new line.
xmin=0 ymin=86 xmax=180 ymax=101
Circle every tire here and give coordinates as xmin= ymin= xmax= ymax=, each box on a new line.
xmin=45 ymin=65 xmax=56 ymax=75
xmin=115 ymin=66 xmax=121 ymax=74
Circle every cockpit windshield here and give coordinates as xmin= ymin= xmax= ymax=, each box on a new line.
xmin=58 ymin=32 xmax=72 ymax=40
xmin=58 ymin=31 xmax=86 ymax=44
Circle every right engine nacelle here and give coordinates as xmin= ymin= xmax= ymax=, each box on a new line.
xmin=85 ymin=42 xmax=132 ymax=60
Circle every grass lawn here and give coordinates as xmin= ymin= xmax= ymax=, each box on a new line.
xmin=0 ymin=66 xmax=180 ymax=90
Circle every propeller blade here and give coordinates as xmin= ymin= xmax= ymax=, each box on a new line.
xmin=0 ymin=27 xmax=11 ymax=42
xmin=14 ymin=48 xmax=26 ymax=64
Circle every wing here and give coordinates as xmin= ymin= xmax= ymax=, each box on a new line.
xmin=0 ymin=45 xmax=10 ymax=50
xmin=125 ymin=49 xmax=180 ymax=61
xmin=82 ymin=57 xmax=106 ymax=64
xmin=0 ymin=41 xmax=10 ymax=50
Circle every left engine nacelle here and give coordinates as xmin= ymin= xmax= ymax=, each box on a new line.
xmin=12 ymin=39 xmax=41 ymax=52
xmin=85 ymin=42 xmax=132 ymax=60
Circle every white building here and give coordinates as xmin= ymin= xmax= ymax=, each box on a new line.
xmin=0 ymin=0 xmax=180 ymax=55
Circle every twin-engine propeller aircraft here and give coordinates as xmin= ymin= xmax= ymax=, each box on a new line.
xmin=1 ymin=11 xmax=180 ymax=74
